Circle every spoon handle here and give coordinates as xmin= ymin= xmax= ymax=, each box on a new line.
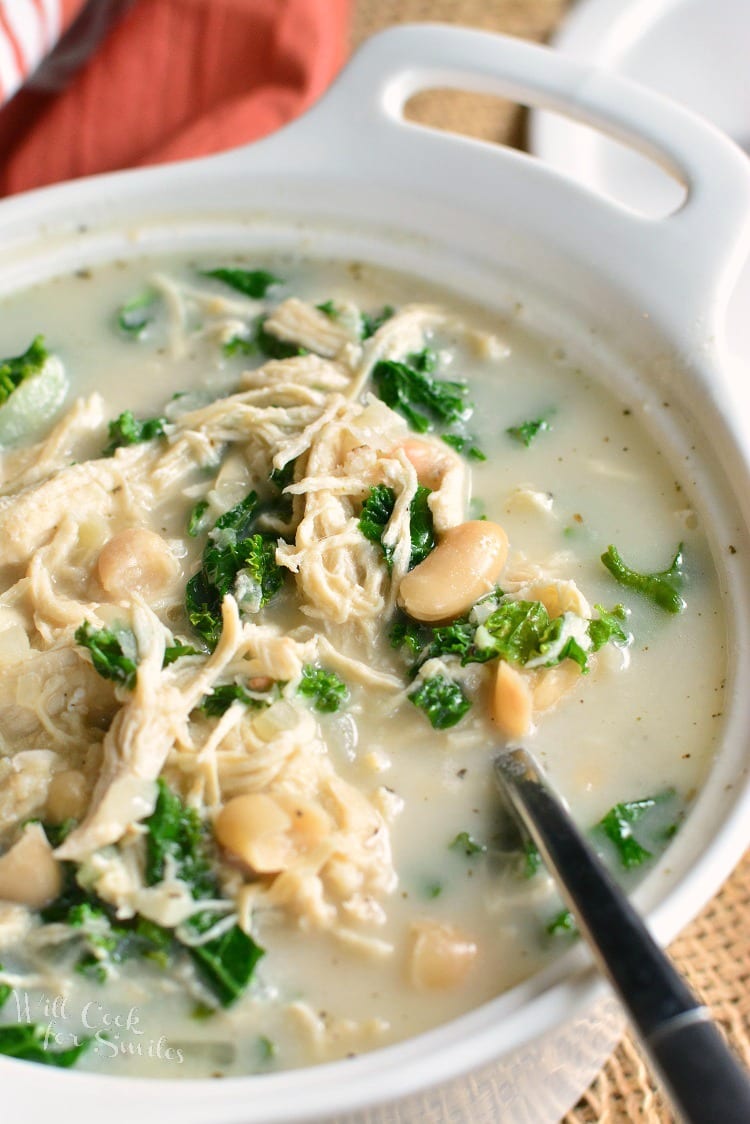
xmin=494 ymin=747 xmax=750 ymax=1124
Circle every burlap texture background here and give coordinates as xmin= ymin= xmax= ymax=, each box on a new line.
xmin=352 ymin=3 xmax=750 ymax=1120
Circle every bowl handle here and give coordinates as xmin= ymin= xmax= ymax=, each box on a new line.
xmin=262 ymin=24 xmax=750 ymax=314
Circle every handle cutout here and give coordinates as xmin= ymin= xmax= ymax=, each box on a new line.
xmin=403 ymin=88 xmax=687 ymax=220
xmin=405 ymin=88 xmax=525 ymax=150
xmin=531 ymin=108 xmax=688 ymax=220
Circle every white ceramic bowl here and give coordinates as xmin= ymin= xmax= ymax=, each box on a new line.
xmin=3 ymin=26 xmax=750 ymax=1124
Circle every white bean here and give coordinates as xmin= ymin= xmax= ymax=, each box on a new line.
xmin=491 ymin=661 xmax=533 ymax=739
xmin=409 ymin=919 xmax=478 ymax=989
xmin=0 ymin=823 xmax=62 ymax=908
xmin=398 ymin=520 xmax=508 ymax=622
xmin=98 ymin=527 xmax=179 ymax=600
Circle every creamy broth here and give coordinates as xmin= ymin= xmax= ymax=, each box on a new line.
xmin=0 ymin=254 xmax=725 ymax=1079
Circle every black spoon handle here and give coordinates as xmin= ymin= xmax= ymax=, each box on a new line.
xmin=494 ymin=747 xmax=750 ymax=1124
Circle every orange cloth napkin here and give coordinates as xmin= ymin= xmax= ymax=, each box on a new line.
xmin=0 ymin=0 xmax=350 ymax=197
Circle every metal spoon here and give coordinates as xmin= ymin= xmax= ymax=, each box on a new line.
xmin=494 ymin=746 xmax=750 ymax=1124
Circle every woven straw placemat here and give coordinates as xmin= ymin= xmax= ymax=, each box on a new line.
xmin=352 ymin=3 xmax=750 ymax=1120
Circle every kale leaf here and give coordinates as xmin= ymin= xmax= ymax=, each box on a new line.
xmin=360 ymin=305 xmax=394 ymax=340
xmin=254 ymin=317 xmax=306 ymax=360
xmin=117 ymin=290 xmax=159 ymax=337
xmin=421 ymin=620 xmax=476 ymax=666
xmin=546 ymin=909 xmax=577 ymax=937
xmin=359 ymin=484 xmax=436 ymax=570
xmin=601 ymin=543 xmax=686 ymax=614
xmin=449 ymin=831 xmax=486 ymax=856
xmin=144 ymin=782 xmax=265 ymax=1006
xmin=596 ymin=797 xmax=661 ymax=870
xmin=186 ymin=491 xmax=285 ymax=648
xmin=75 ymin=621 xmax=138 ymax=689
xmin=506 ymin=417 xmax=551 ymax=447
xmin=144 ymin=778 xmax=214 ymax=894
xmin=233 ymin=534 xmax=285 ymax=613
xmin=588 ymin=603 xmax=630 ymax=651
xmin=441 ymin=433 xmax=486 ymax=461
xmin=316 ymin=299 xmax=338 ymax=319
xmin=297 ymin=665 xmax=349 ymax=713
xmin=198 ymin=682 xmax=271 ymax=718
xmin=473 ymin=600 xmax=585 ymax=669
xmin=0 ymin=965 xmax=11 ymax=1009
xmin=184 ymin=911 xmax=265 ymax=1008
xmin=187 ymin=499 xmax=210 ymax=537
xmin=373 ymin=357 xmax=470 ymax=434
xmin=103 ymin=410 xmax=167 ymax=455
xmin=0 ymin=1023 xmax=93 ymax=1068
xmin=200 ymin=268 xmax=281 ymax=299
xmin=0 ymin=336 xmax=49 ymax=406
xmin=409 ymin=675 xmax=471 ymax=729
xmin=163 ymin=640 xmax=199 ymax=666
xmin=389 ymin=613 xmax=429 ymax=659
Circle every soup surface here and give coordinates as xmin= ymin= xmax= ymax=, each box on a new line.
xmin=0 ymin=254 xmax=725 ymax=1078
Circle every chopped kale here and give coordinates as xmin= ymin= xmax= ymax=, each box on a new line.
xmin=255 ymin=317 xmax=305 ymax=360
xmin=405 ymin=347 xmax=437 ymax=372
xmin=185 ymin=570 xmax=223 ymax=649
xmin=74 ymin=621 xmax=138 ymax=689
xmin=222 ymin=334 xmax=257 ymax=358
xmin=198 ymin=682 xmax=270 ymax=717
xmin=407 ymin=485 xmax=437 ymax=567
xmin=359 ymin=484 xmax=436 ymax=570
xmin=588 ymin=603 xmax=630 ymax=651
xmin=409 ymin=675 xmax=471 ymax=729
xmin=506 ymin=417 xmax=551 ymax=447
xmin=186 ymin=491 xmax=285 ymax=648
xmin=233 ymin=534 xmax=284 ymax=613
xmin=422 ymin=620 xmax=475 ymax=665
xmin=473 ymin=600 xmax=588 ymax=670
xmin=200 ymin=268 xmax=281 ymax=299
xmin=144 ymin=779 xmax=214 ymax=895
xmin=546 ymin=909 xmax=577 ymax=936
xmin=187 ymin=499 xmax=210 ymax=537
xmin=0 ymin=1023 xmax=93 ymax=1067
xmin=144 ymin=783 xmax=265 ymax=1006
xmin=449 ymin=831 xmax=486 ymax=856
xmin=359 ymin=484 xmax=396 ymax=562
xmin=601 ymin=543 xmax=686 ymax=614
xmin=103 ymin=410 xmax=167 ymax=456
xmin=297 ymin=665 xmax=349 ymax=713
xmin=396 ymin=592 xmax=628 ymax=684
xmin=596 ymin=797 xmax=663 ymax=870
xmin=117 ymin=290 xmax=159 ymax=337
xmin=213 ymin=490 xmax=260 ymax=541
xmin=269 ymin=459 xmax=295 ymax=491
xmin=360 ymin=304 xmax=394 ymax=340
xmin=257 ymin=1035 xmax=277 ymax=1062
xmin=69 ymin=903 xmax=172 ymax=983
xmin=0 ymin=965 xmax=11 ymax=1009
xmin=185 ymin=911 xmax=265 ymax=1008
xmin=316 ymin=299 xmax=338 ymax=318
xmin=441 ymin=432 xmax=486 ymax=461
xmin=389 ymin=613 xmax=429 ymax=659
xmin=0 ymin=336 xmax=49 ymax=405
xmin=163 ymin=640 xmax=200 ymax=666
xmin=41 ymin=819 xmax=77 ymax=849
xmin=522 ymin=839 xmax=542 ymax=879
xmin=373 ymin=357 xmax=470 ymax=434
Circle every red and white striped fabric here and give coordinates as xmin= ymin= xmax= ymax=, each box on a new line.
xmin=0 ymin=0 xmax=87 ymax=104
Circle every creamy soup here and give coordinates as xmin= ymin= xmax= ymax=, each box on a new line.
xmin=0 ymin=255 xmax=725 ymax=1079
